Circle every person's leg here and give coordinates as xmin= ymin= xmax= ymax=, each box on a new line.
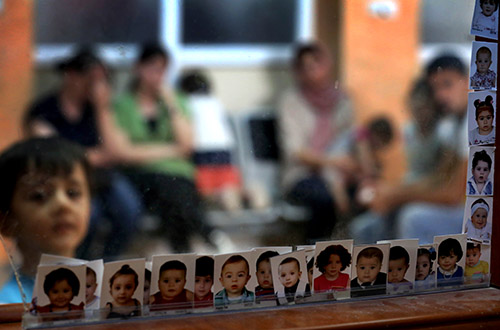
xmin=288 ymin=175 xmax=336 ymax=241
xmin=349 ymin=211 xmax=388 ymax=244
xmin=100 ymin=171 xmax=143 ymax=257
xmin=396 ymin=203 xmax=464 ymax=244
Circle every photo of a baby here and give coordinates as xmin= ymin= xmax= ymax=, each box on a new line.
xmin=214 ymin=253 xmax=255 ymax=309
xmin=471 ymin=0 xmax=499 ymax=39
xmin=100 ymin=259 xmax=145 ymax=319
xmin=434 ymin=235 xmax=466 ymax=288
xmin=463 ymin=197 xmax=493 ymax=244
xmin=465 ymin=242 xmax=490 ymax=284
xmin=254 ymin=251 xmax=279 ymax=303
xmin=194 ymin=256 xmax=214 ymax=309
xmin=415 ymin=245 xmax=437 ymax=291
xmin=468 ymin=92 xmax=496 ymax=146
xmin=270 ymin=250 xmax=308 ymax=305
xmin=149 ymin=254 xmax=195 ymax=312
xmin=467 ymin=147 xmax=495 ymax=196
xmin=470 ymin=42 xmax=497 ymax=90
xmin=313 ymin=240 xmax=353 ymax=297
xmin=33 ymin=265 xmax=86 ymax=321
xmin=350 ymin=244 xmax=389 ymax=298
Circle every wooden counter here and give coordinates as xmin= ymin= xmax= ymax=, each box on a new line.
xmin=1 ymin=287 xmax=500 ymax=329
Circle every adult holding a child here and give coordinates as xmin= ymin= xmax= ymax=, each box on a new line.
xmin=277 ymin=42 xmax=354 ymax=242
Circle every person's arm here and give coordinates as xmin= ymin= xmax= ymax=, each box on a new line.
xmin=370 ymin=152 xmax=467 ymax=213
xmin=90 ymin=80 xmax=190 ymax=165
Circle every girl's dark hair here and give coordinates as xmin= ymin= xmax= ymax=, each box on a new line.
xmin=178 ymin=70 xmax=211 ymax=95
xmin=480 ymin=0 xmax=499 ymax=10
xmin=472 ymin=150 xmax=492 ymax=170
xmin=474 ymin=95 xmax=495 ymax=120
xmin=389 ymin=246 xmax=410 ymax=264
xmin=417 ymin=247 xmax=436 ymax=270
xmin=43 ymin=268 xmax=80 ymax=297
xmin=438 ymin=238 xmax=463 ymax=261
xmin=138 ymin=44 xmax=169 ymax=65
xmin=471 ymin=198 xmax=490 ymax=210
xmin=0 ymin=137 xmax=91 ymax=216
xmin=256 ymin=251 xmax=280 ymax=269
xmin=109 ymin=264 xmax=139 ymax=289
xmin=316 ymin=245 xmax=352 ymax=273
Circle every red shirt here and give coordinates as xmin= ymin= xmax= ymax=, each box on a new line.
xmin=313 ymin=273 xmax=349 ymax=292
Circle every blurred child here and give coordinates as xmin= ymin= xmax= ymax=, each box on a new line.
xmin=415 ymin=247 xmax=436 ymax=290
xmin=85 ymin=267 xmax=99 ymax=309
xmin=178 ymin=70 xmax=243 ymax=211
xmin=465 ymin=242 xmax=489 ymax=284
xmin=470 ymin=46 xmax=496 ymax=90
xmin=215 ymin=255 xmax=254 ymax=307
xmin=437 ymin=238 xmax=464 ymax=287
xmin=150 ymin=260 xmax=193 ymax=310
xmin=465 ymin=198 xmax=492 ymax=241
xmin=278 ymin=257 xmax=304 ymax=303
xmin=350 ymin=247 xmax=387 ymax=297
xmin=194 ymin=256 xmax=214 ymax=308
xmin=143 ymin=269 xmax=151 ymax=306
xmin=469 ymin=96 xmax=495 ymax=146
xmin=467 ymin=151 xmax=493 ymax=195
xmin=472 ymin=0 xmax=498 ymax=36
xmin=106 ymin=265 xmax=141 ymax=318
xmin=35 ymin=268 xmax=84 ymax=319
xmin=255 ymin=251 xmax=279 ymax=302
xmin=387 ymin=246 xmax=412 ymax=293
xmin=314 ymin=245 xmax=351 ymax=292
xmin=0 ymin=138 xmax=91 ymax=304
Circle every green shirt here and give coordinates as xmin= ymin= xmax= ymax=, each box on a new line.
xmin=113 ymin=92 xmax=195 ymax=179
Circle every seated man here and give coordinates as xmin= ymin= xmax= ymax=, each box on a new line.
xmin=350 ymin=55 xmax=468 ymax=244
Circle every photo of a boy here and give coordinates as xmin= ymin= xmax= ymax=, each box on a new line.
xmin=0 ymin=138 xmax=91 ymax=304
xmin=150 ymin=260 xmax=194 ymax=311
xmin=35 ymin=267 xmax=84 ymax=320
xmin=465 ymin=242 xmax=489 ymax=284
xmin=436 ymin=238 xmax=464 ymax=287
xmin=255 ymin=251 xmax=279 ymax=303
xmin=470 ymin=45 xmax=496 ymax=90
xmin=464 ymin=198 xmax=493 ymax=243
xmin=351 ymin=247 xmax=387 ymax=297
xmin=387 ymin=246 xmax=413 ymax=294
xmin=467 ymin=149 xmax=494 ymax=195
xmin=314 ymin=245 xmax=351 ymax=293
xmin=215 ymin=255 xmax=254 ymax=308
xmin=194 ymin=256 xmax=214 ymax=309
xmin=85 ymin=267 xmax=99 ymax=310
xmin=472 ymin=0 xmax=499 ymax=38
xmin=469 ymin=94 xmax=496 ymax=146
xmin=277 ymin=257 xmax=304 ymax=304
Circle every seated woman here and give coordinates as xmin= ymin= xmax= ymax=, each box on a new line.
xmin=277 ymin=42 xmax=354 ymax=242
xmin=111 ymin=44 xmax=214 ymax=253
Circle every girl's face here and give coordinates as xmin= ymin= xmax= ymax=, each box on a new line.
xmin=10 ymin=164 xmax=90 ymax=257
xmin=476 ymin=52 xmax=492 ymax=74
xmin=136 ymin=56 xmax=167 ymax=93
xmin=324 ymin=254 xmax=342 ymax=280
xmin=194 ymin=275 xmax=213 ymax=299
xmin=477 ymin=110 xmax=494 ymax=134
xmin=48 ymin=279 xmax=74 ymax=308
xmin=388 ymin=258 xmax=408 ymax=284
xmin=466 ymin=248 xmax=481 ymax=267
xmin=471 ymin=207 xmax=488 ymax=229
xmin=298 ymin=53 xmax=332 ymax=87
xmin=482 ymin=0 xmax=497 ymax=16
xmin=256 ymin=260 xmax=273 ymax=289
xmin=438 ymin=252 xmax=458 ymax=272
xmin=473 ymin=160 xmax=490 ymax=184
xmin=110 ymin=274 xmax=137 ymax=306
xmin=416 ymin=255 xmax=431 ymax=281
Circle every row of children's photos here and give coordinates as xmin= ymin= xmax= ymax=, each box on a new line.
xmin=28 ymin=234 xmax=490 ymax=325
